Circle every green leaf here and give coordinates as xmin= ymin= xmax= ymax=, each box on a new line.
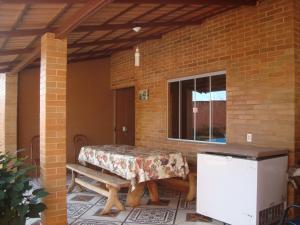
xmin=0 ymin=190 xmax=5 ymax=200
xmin=10 ymin=196 xmax=22 ymax=207
xmin=16 ymin=204 xmax=29 ymax=217
xmin=27 ymin=203 xmax=47 ymax=218
xmin=13 ymin=182 xmax=24 ymax=192
xmin=33 ymin=189 xmax=48 ymax=197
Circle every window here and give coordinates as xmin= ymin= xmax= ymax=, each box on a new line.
xmin=168 ymin=72 xmax=226 ymax=144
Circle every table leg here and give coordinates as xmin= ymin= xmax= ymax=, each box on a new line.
xmin=126 ymin=182 xmax=145 ymax=207
xmin=147 ymin=181 xmax=160 ymax=204
xmin=186 ymin=172 xmax=196 ymax=201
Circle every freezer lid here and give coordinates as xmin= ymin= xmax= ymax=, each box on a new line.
xmin=199 ymin=144 xmax=288 ymax=159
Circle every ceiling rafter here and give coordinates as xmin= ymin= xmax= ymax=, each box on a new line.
xmin=70 ymin=3 xmax=139 ymax=55
xmin=70 ymin=34 xmax=161 ymax=48
xmin=156 ymin=4 xmax=240 ymax=40
xmin=0 ymin=0 xmax=86 ymax=3
xmin=68 ymin=54 xmax=109 ymax=64
xmin=8 ymin=0 xmax=113 ymax=74
xmin=1 ymin=4 xmax=31 ymax=51
xmin=72 ymin=3 xmax=139 ymax=44
xmin=75 ymin=21 xmax=202 ymax=32
xmin=114 ymin=0 xmax=256 ymax=5
xmin=0 ymin=0 xmax=256 ymax=5
xmin=69 ymin=46 xmax=131 ymax=58
xmin=0 ymin=29 xmax=52 ymax=38
xmin=6 ymin=4 xmax=73 ymax=72
xmin=106 ymin=4 xmax=208 ymax=55
xmin=0 ymin=48 xmax=34 ymax=56
xmin=0 ymin=61 xmax=19 ymax=67
xmin=85 ymin=3 xmax=166 ymax=54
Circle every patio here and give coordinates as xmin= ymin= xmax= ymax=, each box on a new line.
xmin=26 ymin=178 xmax=222 ymax=225
xmin=0 ymin=0 xmax=300 ymax=224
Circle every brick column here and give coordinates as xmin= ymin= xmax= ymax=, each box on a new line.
xmin=0 ymin=73 xmax=18 ymax=155
xmin=40 ymin=33 xmax=67 ymax=225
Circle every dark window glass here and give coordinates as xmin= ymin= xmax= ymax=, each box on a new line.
xmin=211 ymin=75 xmax=226 ymax=143
xmin=180 ymin=79 xmax=194 ymax=140
xmin=168 ymin=82 xmax=179 ymax=139
xmin=195 ymin=77 xmax=210 ymax=142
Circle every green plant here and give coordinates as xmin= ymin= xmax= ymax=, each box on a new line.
xmin=0 ymin=153 xmax=48 ymax=225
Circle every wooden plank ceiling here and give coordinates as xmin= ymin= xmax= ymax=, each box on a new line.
xmin=0 ymin=0 xmax=256 ymax=74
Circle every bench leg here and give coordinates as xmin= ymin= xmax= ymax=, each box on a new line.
xmin=186 ymin=172 xmax=196 ymax=201
xmin=68 ymin=170 xmax=85 ymax=193
xmin=101 ymin=185 xmax=124 ymax=215
xmin=126 ymin=182 xmax=145 ymax=207
xmin=68 ymin=171 xmax=76 ymax=193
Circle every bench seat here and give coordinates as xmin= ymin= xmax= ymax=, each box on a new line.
xmin=67 ymin=163 xmax=130 ymax=215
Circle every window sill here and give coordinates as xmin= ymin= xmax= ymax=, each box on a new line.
xmin=167 ymin=138 xmax=227 ymax=145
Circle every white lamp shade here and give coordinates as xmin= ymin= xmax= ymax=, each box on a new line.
xmin=135 ymin=47 xmax=140 ymax=67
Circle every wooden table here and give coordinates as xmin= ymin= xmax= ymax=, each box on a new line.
xmin=78 ymin=145 xmax=190 ymax=206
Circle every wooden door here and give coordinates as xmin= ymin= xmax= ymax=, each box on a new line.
xmin=115 ymin=87 xmax=135 ymax=145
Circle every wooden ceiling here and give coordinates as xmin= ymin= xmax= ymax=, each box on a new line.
xmin=0 ymin=0 xmax=256 ymax=74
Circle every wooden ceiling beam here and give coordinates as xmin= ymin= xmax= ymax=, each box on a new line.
xmin=0 ymin=48 xmax=34 ymax=56
xmin=0 ymin=68 xmax=10 ymax=73
xmin=68 ymin=54 xmax=109 ymax=63
xmin=113 ymin=0 xmax=256 ymax=6
xmin=9 ymin=0 xmax=113 ymax=75
xmin=75 ymin=21 xmax=202 ymax=32
xmin=0 ymin=28 xmax=52 ymax=38
xmin=70 ymin=3 xmax=139 ymax=54
xmin=0 ymin=61 xmax=19 ymax=67
xmin=0 ymin=0 xmax=86 ymax=3
xmin=69 ymin=34 xmax=161 ymax=48
xmin=0 ymin=0 xmax=256 ymax=5
xmin=55 ymin=0 xmax=113 ymax=38
xmin=69 ymin=46 xmax=131 ymax=57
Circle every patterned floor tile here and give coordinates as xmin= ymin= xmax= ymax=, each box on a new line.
xmin=175 ymin=210 xmax=223 ymax=225
xmin=178 ymin=197 xmax=196 ymax=210
xmin=139 ymin=189 xmax=179 ymax=209
xmin=25 ymin=218 xmax=41 ymax=225
xmin=68 ymin=192 xmax=102 ymax=205
xmin=68 ymin=217 xmax=76 ymax=224
xmin=67 ymin=203 xmax=93 ymax=219
xmin=152 ymin=187 xmax=181 ymax=199
xmin=139 ymin=197 xmax=179 ymax=209
xmin=80 ymin=204 xmax=132 ymax=222
xmin=125 ymin=207 xmax=176 ymax=225
xmin=96 ymin=193 xmax=127 ymax=206
xmin=72 ymin=219 xmax=122 ymax=225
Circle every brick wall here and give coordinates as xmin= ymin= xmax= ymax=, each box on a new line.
xmin=0 ymin=73 xmax=18 ymax=154
xmin=0 ymin=74 xmax=5 ymax=153
xmin=295 ymin=0 xmax=300 ymax=160
xmin=111 ymin=0 xmax=297 ymax=161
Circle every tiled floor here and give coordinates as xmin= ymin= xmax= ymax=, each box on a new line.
xmin=26 ymin=178 xmax=223 ymax=225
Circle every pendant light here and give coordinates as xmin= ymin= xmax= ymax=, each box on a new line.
xmin=132 ymin=26 xmax=142 ymax=67
xmin=135 ymin=46 xmax=140 ymax=67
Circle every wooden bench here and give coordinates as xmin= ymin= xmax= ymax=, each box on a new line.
xmin=66 ymin=164 xmax=130 ymax=215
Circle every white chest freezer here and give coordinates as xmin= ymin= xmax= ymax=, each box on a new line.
xmin=196 ymin=145 xmax=288 ymax=225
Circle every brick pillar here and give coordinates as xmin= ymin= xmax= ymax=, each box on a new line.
xmin=40 ymin=33 xmax=67 ymax=225
xmin=0 ymin=73 xmax=18 ymax=154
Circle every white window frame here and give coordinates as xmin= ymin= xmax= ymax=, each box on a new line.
xmin=167 ymin=70 xmax=227 ymax=145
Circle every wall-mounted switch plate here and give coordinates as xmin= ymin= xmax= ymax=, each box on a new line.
xmin=247 ymin=133 xmax=252 ymax=143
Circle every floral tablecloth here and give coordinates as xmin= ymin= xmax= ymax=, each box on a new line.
xmin=78 ymin=145 xmax=189 ymax=187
